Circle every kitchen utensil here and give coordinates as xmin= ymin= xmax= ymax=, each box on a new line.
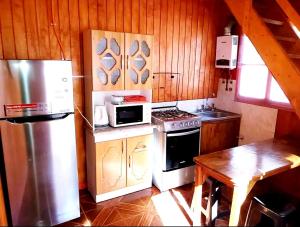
xmin=94 ymin=105 xmax=109 ymax=126
xmin=111 ymin=95 xmax=124 ymax=105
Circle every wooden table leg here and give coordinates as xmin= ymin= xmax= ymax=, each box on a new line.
xmin=229 ymin=181 xmax=255 ymax=226
xmin=191 ymin=166 xmax=206 ymax=226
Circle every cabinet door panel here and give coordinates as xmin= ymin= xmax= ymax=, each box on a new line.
xmin=125 ymin=34 xmax=153 ymax=90
xmin=201 ymin=119 xmax=240 ymax=155
xmin=126 ymin=135 xmax=152 ymax=187
xmin=91 ymin=30 xmax=125 ymax=91
xmin=96 ymin=139 xmax=126 ymax=194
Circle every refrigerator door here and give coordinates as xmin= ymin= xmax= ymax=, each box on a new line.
xmin=0 ymin=60 xmax=74 ymax=119
xmin=0 ymin=114 xmax=79 ymax=226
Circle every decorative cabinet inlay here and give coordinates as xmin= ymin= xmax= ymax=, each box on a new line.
xmin=129 ymin=40 xmax=139 ymax=56
xmin=84 ymin=30 xmax=153 ymax=91
xmin=110 ymin=38 xmax=120 ymax=55
xmin=96 ymin=38 xmax=107 ymax=55
xmin=141 ymin=69 xmax=150 ymax=84
xmin=111 ymin=69 xmax=121 ymax=85
xmin=129 ymin=68 xmax=138 ymax=84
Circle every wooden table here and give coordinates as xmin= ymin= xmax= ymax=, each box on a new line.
xmin=191 ymin=139 xmax=300 ymax=226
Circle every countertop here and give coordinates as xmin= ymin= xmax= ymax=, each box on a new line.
xmin=89 ymin=109 xmax=240 ymax=143
xmin=91 ymin=123 xmax=155 ymax=143
xmin=191 ymin=110 xmax=241 ymax=123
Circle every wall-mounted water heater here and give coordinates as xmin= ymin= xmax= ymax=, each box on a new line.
xmin=215 ymin=35 xmax=238 ymax=69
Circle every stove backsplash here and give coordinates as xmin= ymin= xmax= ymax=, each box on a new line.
xmin=151 ymin=98 xmax=216 ymax=113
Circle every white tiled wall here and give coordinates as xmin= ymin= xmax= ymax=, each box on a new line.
xmin=152 ymin=98 xmax=216 ymax=113
xmin=214 ymin=79 xmax=278 ymax=145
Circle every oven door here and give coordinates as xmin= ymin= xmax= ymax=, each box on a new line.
xmin=116 ymin=105 xmax=143 ymax=125
xmin=163 ymin=128 xmax=200 ymax=171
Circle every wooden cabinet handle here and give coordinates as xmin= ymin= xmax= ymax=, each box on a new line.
xmin=134 ymin=148 xmax=147 ymax=153
xmin=136 ymin=144 xmax=146 ymax=149
xmin=236 ymin=135 xmax=244 ymax=140
xmin=128 ymin=155 xmax=131 ymax=168
xmin=120 ymin=55 xmax=123 ymax=69
xmin=126 ymin=55 xmax=129 ymax=69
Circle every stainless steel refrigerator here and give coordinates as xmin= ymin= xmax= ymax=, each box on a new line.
xmin=0 ymin=60 xmax=80 ymax=226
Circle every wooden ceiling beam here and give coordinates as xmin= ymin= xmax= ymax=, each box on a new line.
xmin=225 ymin=0 xmax=300 ymax=119
xmin=276 ymin=0 xmax=300 ymax=33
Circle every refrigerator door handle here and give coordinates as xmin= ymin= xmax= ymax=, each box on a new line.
xmin=5 ymin=113 xmax=72 ymax=124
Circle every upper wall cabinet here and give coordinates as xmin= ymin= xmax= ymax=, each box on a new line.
xmin=125 ymin=34 xmax=153 ymax=90
xmin=93 ymin=31 xmax=124 ymax=91
xmin=83 ymin=30 xmax=153 ymax=91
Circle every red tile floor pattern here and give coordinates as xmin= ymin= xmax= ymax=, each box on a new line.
xmin=58 ymin=184 xmax=230 ymax=226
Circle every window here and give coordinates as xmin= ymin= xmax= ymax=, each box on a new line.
xmin=236 ymin=35 xmax=291 ymax=109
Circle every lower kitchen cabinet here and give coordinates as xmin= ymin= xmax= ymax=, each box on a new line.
xmin=96 ymin=139 xmax=126 ymax=194
xmin=86 ymin=131 xmax=153 ymax=202
xmin=126 ymin=135 xmax=152 ymax=187
xmin=201 ymin=118 xmax=241 ymax=155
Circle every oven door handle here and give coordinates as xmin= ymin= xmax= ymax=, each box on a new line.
xmin=167 ymin=129 xmax=200 ymax=137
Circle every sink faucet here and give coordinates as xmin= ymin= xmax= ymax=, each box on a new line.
xmin=206 ymin=103 xmax=215 ymax=111
xmin=199 ymin=103 xmax=216 ymax=112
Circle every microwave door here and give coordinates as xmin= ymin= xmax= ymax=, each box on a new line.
xmin=116 ymin=105 xmax=143 ymax=125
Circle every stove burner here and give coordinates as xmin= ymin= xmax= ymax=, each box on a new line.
xmin=152 ymin=109 xmax=196 ymax=120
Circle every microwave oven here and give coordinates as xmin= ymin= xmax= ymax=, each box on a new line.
xmin=107 ymin=102 xmax=151 ymax=127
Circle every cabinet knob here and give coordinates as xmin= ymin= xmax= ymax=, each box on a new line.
xmin=236 ymin=135 xmax=244 ymax=140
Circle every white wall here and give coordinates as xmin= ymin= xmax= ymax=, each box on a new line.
xmin=152 ymin=98 xmax=216 ymax=113
xmin=214 ymin=79 xmax=278 ymax=145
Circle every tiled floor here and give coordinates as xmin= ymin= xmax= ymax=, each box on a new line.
xmin=58 ymin=184 xmax=230 ymax=226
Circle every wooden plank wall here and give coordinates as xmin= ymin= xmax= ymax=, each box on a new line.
xmin=271 ymin=110 xmax=300 ymax=200
xmin=0 ymin=0 xmax=230 ymax=188
xmin=275 ymin=110 xmax=300 ymax=139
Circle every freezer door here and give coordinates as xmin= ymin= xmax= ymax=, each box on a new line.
xmin=0 ymin=114 xmax=79 ymax=226
xmin=0 ymin=60 xmax=74 ymax=119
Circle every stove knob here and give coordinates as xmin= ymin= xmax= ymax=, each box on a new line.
xmin=184 ymin=122 xmax=188 ymax=127
xmin=194 ymin=120 xmax=199 ymax=125
xmin=171 ymin=123 xmax=176 ymax=128
xmin=189 ymin=121 xmax=193 ymax=126
xmin=179 ymin=122 xmax=183 ymax=127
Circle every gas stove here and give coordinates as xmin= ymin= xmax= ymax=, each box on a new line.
xmin=152 ymin=107 xmax=202 ymax=132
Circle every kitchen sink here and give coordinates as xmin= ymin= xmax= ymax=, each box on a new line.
xmin=192 ymin=109 xmax=239 ymax=120
xmin=199 ymin=111 xmax=231 ymax=118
